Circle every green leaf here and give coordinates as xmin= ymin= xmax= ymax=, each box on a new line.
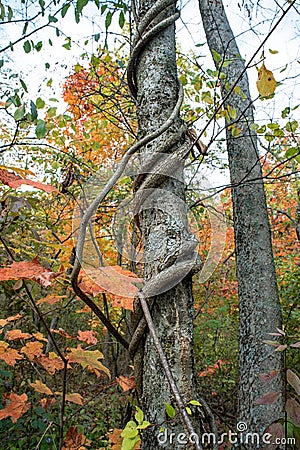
xmin=286 ymin=120 xmax=298 ymax=133
xmin=119 ymin=11 xmax=125 ymax=28
xmin=186 ymin=406 xmax=192 ymax=415
xmin=188 ymin=400 xmax=202 ymax=406
xmin=63 ymin=38 xmax=71 ymax=50
xmin=212 ymin=49 xmax=221 ymax=63
xmin=48 ymin=15 xmax=58 ymax=23
xmin=36 ymin=97 xmax=45 ymax=109
xmin=137 ymin=421 xmax=151 ymax=430
xmin=165 ymin=403 xmax=176 ymax=419
xmin=35 ymin=41 xmax=43 ymax=52
xmin=35 ymin=120 xmax=47 ymax=138
xmin=0 ymin=3 xmax=5 ymax=20
xmin=231 ymin=126 xmax=241 ymax=137
xmin=7 ymin=5 xmax=13 ymax=21
xmin=281 ymin=107 xmax=290 ymax=118
xmin=22 ymin=21 xmax=28 ymax=35
xmin=23 ymin=40 xmax=31 ymax=53
xmin=222 ymin=59 xmax=233 ymax=68
xmin=269 ymin=49 xmax=279 ymax=54
xmin=77 ymin=0 xmax=89 ymax=15
xmin=20 ymin=79 xmax=28 ymax=93
xmin=56 ymin=27 xmax=60 ymax=37
xmin=135 ymin=407 xmax=144 ymax=425
xmin=30 ymin=100 xmax=38 ymax=121
xmin=101 ymin=4 xmax=107 ymax=14
xmin=47 ymin=107 xmax=57 ymax=118
xmin=45 ymin=62 xmax=50 ymax=69
xmin=14 ymin=105 xmax=26 ymax=121
xmin=61 ymin=2 xmax=70 ymax=18
xmin=0 ymin=59 xmax=3 ymax=69
xmin=121 ymin=428 xmax=138 ymax=439
xmin=121 ymin=436 xmax=139 ymax=450
xmin=105 ymin=11 xmax=112 ymax=29
xmin=285 ymin=147 xmax=299 ymax=158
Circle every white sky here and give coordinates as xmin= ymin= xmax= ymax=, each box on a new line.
xmin=0 ymin=0 xmax=299 ymax=188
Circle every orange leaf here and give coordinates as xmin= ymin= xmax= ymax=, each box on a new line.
xmin=62 ymin=426 xmax=91 ymax=450
xmin=0 ymin=392 xmax=31 ymax=423
xmin=55 ymin=392 xmax=83 ymax=405
xmin=116 ymin=375 xmax=136 ymax=392
xmin=37 ymin=294 xmax=65 ymax=305
xmin=32 ymin=332 xmax=48 ymax=342
xmin=108 ymin=428 xmax=123 ymax=449
xmin=67 ymin=345 xmax=110 ymax=378
xmin=0 ymin=314 xmax=23 ymax=328
xmin=21 ymin=341 xmax=44 ymax=361
xmin=0 ymin=341 xmax=23 ymax=366
xmin=0 ymin=258 xmax=62 ymax=287
xmin=40 ymin=397 xmax=56 ymax=411
xmin=30 ymin=380 xmax=52 ymax=396
xmin=51 ymin=328 xmax=74 ymax=339
xmin=80 ymin=265 xmax=142 ymax=299
xmin=77 ymin=330 xmax=98 ymax=345
xmin=6 ymin=329 xmax=32 ymax=341
xmin=0 ymin=167 xmax=56 ymax=193
xmin=36 ymin=352 xmax=65 ymax=375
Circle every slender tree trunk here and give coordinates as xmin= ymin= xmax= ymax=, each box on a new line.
xmin=130 ymin=1 xmax=201 ymax=448
xmin=198 ymin=0 xmax=284 ymax=442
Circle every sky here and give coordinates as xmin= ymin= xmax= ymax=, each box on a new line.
xmin=0 ymin=0 xmax=299 ymax=188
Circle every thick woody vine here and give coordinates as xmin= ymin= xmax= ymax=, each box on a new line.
xmin=70 ymin=0 xmax=216 ymax=448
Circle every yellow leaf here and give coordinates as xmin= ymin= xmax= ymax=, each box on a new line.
xmin=256 ymin=63 xmax=277 ymax=97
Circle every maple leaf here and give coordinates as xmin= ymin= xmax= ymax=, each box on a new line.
xmin=51 ymin=328 xmax=73 ymax=339
xmin=21 ymin=341 xmax=44 ymax=361
xmin=0 ymin=258 xmax=62 ymax=287
xmin=256 ymin=63 xmax=277 ymax=97
xmin=77 ymin=330 xmax=98 ymax=345
xmin=80 ymin=265 xmax=143 ymax=300
xmin=62 ymin=426 xmax=91 ymax=450
xmin=6 ymin=329 xmax=32 ymax=341
xmin=37 ymin=294 xmax=65 ymax=305
xmin=0 ymin=314 xmax=23 ymax=328
xmin=30 ymin=380 xmax=53 ymax=396
xmin=116 ymin=375 xmax=136 ymax=392
xmin=36 ymin=352 xmax=65 ymax=374
xmin=32 ymin=332 xmax=48 ymax=342
xmin=0 ymin=341 xmax=23 ymax=365
xmin=0 ymin=392 xmax=31 ymax=423
xmin=56 ymin=392 xmax=83 ymax=405
xmin=40 ymin=397 xmax=56 ymax=411
xmin=0 ymin=167 xmax=56 ymax=193
xmin=67 ymin=345 xmax=110 ymax=378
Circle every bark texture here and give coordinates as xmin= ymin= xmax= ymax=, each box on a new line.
xmin=131 ymin=1 xmax=201 ymax=448
xmin=198 ymin=0 xmax=284 ymax=442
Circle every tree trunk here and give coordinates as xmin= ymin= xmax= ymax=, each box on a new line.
xmin=129 ymin=1 xmax=201 ymax=448
xmin=198 ymin=0 xmax=284 ymax=442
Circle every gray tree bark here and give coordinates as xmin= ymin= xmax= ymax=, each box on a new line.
xmin=130 ymin=1 xmax=202 ymax=448
xmin=198 ymin=0 xmax=284 ymax=443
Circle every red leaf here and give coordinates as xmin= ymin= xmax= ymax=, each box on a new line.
xmin=0 ymin=258 xmax=62 ymax=287
xmin=0 ymin=168 xmax=56 ymax=193
xmin=254 ymin=391 xmax=280 ymax=405
xmin=264 ymin=423 xmax=284 ymax=449
xmin=259 ymin=370 xmax=280 ymax=383
xmin=287 ymin=369 xmax=300 ymax=395
xmin=286 ymin=398 xmax=300 ymax=426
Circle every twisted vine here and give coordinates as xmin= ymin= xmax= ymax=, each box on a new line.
xmin=70 ymin=0 xmax=217 ymax=447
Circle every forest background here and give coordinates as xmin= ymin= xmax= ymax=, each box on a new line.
xmin=0 ymin=0 xmax=299 ymax=449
